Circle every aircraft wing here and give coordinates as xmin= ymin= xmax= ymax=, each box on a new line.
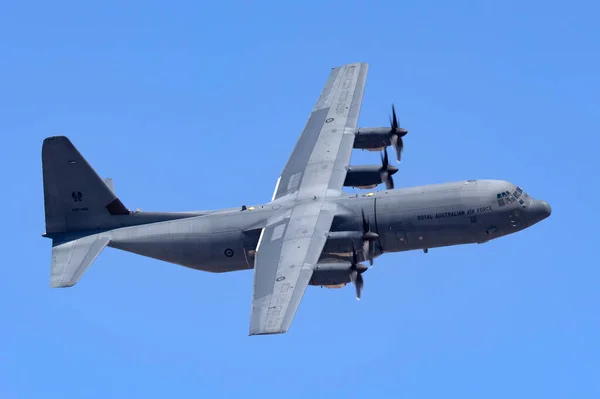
xmin=272 ymin=62 xmax=368 ymax=200
xmin=250 ymin=63 xmax=368 ymax=335
xmin=249 ymin=203 xmax=335 ymax=335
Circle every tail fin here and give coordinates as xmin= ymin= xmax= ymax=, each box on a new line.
xmin=50 ymin=234 xmax=110 ymax=287
xmin=42 ymin=136 xmax=130 ymax=235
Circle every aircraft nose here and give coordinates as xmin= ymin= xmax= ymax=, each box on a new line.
xmin=528 ymin=199 xmax=552 ymax=223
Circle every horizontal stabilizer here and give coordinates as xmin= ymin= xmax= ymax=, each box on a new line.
xmin=50 ymin=234 xmax=110 ymax=288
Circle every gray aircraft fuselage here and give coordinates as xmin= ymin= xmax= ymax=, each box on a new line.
xmin=103 ymin=179 xmax=550 ymax=286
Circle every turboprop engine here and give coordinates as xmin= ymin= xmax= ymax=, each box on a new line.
xmin=353 ymin=104 xmax=408 ymax=162
xmin=309 ymin=248 xmax=368 ymax=299
xmin=344 ymin=148 xmax=397 ymax=189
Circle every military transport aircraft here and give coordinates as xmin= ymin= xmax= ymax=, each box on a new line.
xmin=41 ymin=62 xmax=551 ymax=335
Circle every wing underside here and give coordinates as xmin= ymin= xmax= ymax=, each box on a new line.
xmin=250 ymin=63 xmax=368 ymax=335
xmin=249 ymin=204 xmax=335 ymax=335
xmin=272 ymin=63 xmax=368 ymax=200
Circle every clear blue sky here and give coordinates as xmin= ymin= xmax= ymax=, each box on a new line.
xmin=1 ymin=1 xmax=598 ymax=398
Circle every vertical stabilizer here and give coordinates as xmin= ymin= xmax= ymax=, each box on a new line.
xmin=42 ymin=136 xmax=129 ymax=234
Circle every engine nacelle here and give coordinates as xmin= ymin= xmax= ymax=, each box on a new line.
xmin=309 ymin=262 xmax=367 ymax=287
xmin=344 ymin=164 xmax=397 ymax=189
xmin=353 ymin=127 xmax=392 ymax=151
xmin=353 ymin=127 xmax=408 ymax=151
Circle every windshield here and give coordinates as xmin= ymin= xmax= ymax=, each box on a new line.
xmin=497 ymin=186 xmax=527 ymax=208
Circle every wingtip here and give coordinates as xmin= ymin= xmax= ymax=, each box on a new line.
xmin=248 ymin=329 xmax=288 ymax=336
xmin=331 ymin=62 xmax=368 ymax=71
xmin=50 ymin=281 xmax=75 ymax=288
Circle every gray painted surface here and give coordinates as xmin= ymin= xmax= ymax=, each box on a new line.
xmin=41 ymin=63 xmax=551 ymax=336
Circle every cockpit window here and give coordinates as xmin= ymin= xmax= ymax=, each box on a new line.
xmin=497 ymin=187 xmax=528 ymax=208
xmin=515 ymin=187 xmax=523 ymax=198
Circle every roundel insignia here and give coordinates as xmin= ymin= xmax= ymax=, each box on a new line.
xmin=276 ymin=276 xmax=285 ymax=282
xmin=224 ymin=248 xmax=234 ymax=257
xmin=325 ymin=118 xmax=334 ymax=123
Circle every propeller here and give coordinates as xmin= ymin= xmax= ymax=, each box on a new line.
xmin=349 ymin=245 xmax=367 ymax=300
xmin=379 ymin=147 xmax=397 ymax=190
xmin=361 ymin=209 xmax=379 ymax=267
xmin=389 ymin=104 xmax=408 ymax=162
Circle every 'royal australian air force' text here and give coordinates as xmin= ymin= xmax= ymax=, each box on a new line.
xmin=417 ymin=206 xmax=492 ymax=221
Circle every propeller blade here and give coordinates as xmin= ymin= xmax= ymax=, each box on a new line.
xmin=380 ymin=169 xmax=388 ymax=185
xmin=395 ymin=137 xmax=404 ymax=162
xmin=391 ymin=104 xmax=398 ymax=131
xmin=389 ymin=104 xmax=406 ymax=162
xmin=382 ymin=147 xmax=389 ymax=167
xmin=354 ymin=273 xmax=364 ymax=300
xmin=379 ymin=148 xmax=395 ymax=189
xmin=362 ymin=239 xmax=371 ymax=266
xmin=379 ymin=170 xmax=394 ymax=190
xmin=360 ymin=209 xmax=377 ymax=266
xmin=369 ymin=239 xmax=376 ymax=266
xmin=386 ymin=175 xmax=395 ymax=190
xmin=389 ymin=134 xmax=399 ymax=163
xmin=350 ymin=244 xmax=366 ymax=300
